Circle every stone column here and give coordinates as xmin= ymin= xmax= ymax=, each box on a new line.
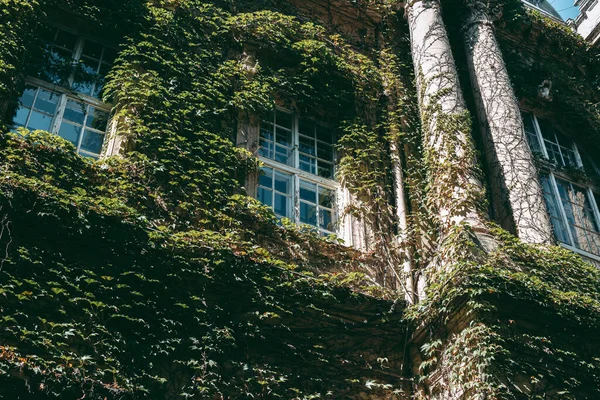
xmin=462 ymin=1 xmax=554 ymax=244
xmin=405 ymin=0 xmax=486 ymax=234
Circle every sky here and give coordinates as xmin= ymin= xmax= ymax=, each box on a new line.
xmin=550 ymin=0 xmax=580 ymax=20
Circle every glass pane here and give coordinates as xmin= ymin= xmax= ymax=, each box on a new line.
xmin=54 ymin=29 xmax=78 ymax=51
xmin=319 ymin=187 xmax=333 ymax=209
xmin=540 ymin=174 xmax=570 ymax=245
xmin=274 ymin=145 xmax=292 ymax=165
xmin=300 ymin=202 xmax=317 ymax=226
xmin=102 ymin=47 xmax=117 ymax=65
xmin=318 ymin=162 xmax=333 ymax=179
xmin=86 ymin=107 xmax=108 ymax=131
xmin=275 ymin=127 xmax=292 ymax=146
xmin=58 ymin=122 xmax=81 ymax=145
xmin=81 ymin=39 xmax=103 ymax=59
xmin=274 ymin=193 xmax=291 ymax=218
xmin=299 ymin=118 xmax=315 ymax=137
xmin=13 ymin=107 xmax=30 ymax=128
xmin=275 ymin=111 xmax=293 ymax=130
xmin=537 ymin=118 xmax=557 ymax=142
xmin=257 ymin=187 xmax=273 ymax=207
xmin=27 ymin=111 xmax=53 ymax=131
xmin=80 ymin=129 xmax=104 ymax=154
xmin=299 ymin=135 xmax=315 ymax=155
xmin=299 ymin=180 xmax=317 ymax=203
xmin=45 ymin=47 xmax=74 ymax=85
xmin=259 ymin=167 xmax=273 ymax=188
xmin=299 ymin=154 xmax=316 ymax=174
xmin=20 ymin=86 xmax=37 ymax=108
xmin=522 ymin=113 xmax=541 ymax=153
xmin=260 ymin=123 xmax=274 ymax=140
xmin=317 ymin=142 xmax=333 ymax=162
xmin=93 ymin=63 xmax=111 ymax=98
xmin=316 ymin=124 xmax=333 ymax=144
xmin=264 ymin=110 xmax=275 ymax=124
xmin=274 ymin=171 xmax=292 ymax=194
xmin=320 ymin=209 xmax=333 ymax=230
xmin=63 ymin=100 xmax=86 ymax=124
xmin=33 ymin=89 xmax=59 ymax=115
xmin=259 ymin=139 xmax=273 ymax=159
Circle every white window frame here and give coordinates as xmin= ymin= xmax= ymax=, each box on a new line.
xmin=14 ymin=26 xmax=113 ymax=158
xmin=257 ymin=107 xmax=339 ymax=236
xmin=527 ymin=112 xmax=600 ymax=262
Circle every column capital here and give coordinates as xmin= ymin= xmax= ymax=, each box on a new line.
xmin=404 ymin=0 xmax=439 ymax=18
xmin=462 ymin=0 xmax=503 ymax=29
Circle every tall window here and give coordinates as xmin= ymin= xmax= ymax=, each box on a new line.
xmin=12 ymin=27 xmax=115 ymax=158
xmin=256 ymin=108 xmax=337 ymax=235
xmin=524 ymin=112 xmax=600 ymax=258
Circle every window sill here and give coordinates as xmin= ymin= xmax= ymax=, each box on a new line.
xmin=558 ymin=242 xmax=600 ymax=264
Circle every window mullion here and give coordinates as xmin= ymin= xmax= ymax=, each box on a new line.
xmin=52 ymin=94 xmax=68 ymax=134
xmin=533 ymin=115 xmax=549 ymax=159
xmin=24 ymin=88 xmax=41 ymax=128
xmin=68 ymin=37 xmax=85 ymax=88
xmin=587 ymin=187 xmax=600 ymax=232
xmin=553 ymin=132 xmax=567 ymax=166
xmin=550 ymin=173 xmax=576 ymax=246
xmin=294 ymin=174 xmax=300 ymax=224
xmin=75 ymin=104 xmax=88 ymax=152
xmin=573 ymin=143 xmax=584 ymax=169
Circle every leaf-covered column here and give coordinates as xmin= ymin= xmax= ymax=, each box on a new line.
xmin=462 ymin=1 xmax=553 ymax=244
xmin=405 ymin=0 xmax=486 ymax=234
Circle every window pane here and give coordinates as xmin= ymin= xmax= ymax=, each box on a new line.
xmin=299 ymin=180 xmax=317 ymax=203
xmin=300 ymin=202 xmax=317 ymax=226
xmin=537 ymin=118 xmax=557 ymax=142
xmin=27 ymin=111 xmax=53 ymax=131
xmin=80 ymin=129 xmax=104 ymax=154
xmin=318 ymin=162 xmax=334 ymax=179
xmin=33 ymin=89 xmax=59 ymax=115
xmin=299 ymin=135 xmax=315 ymax=155
xmin=522 ymin=113 xmax=541 ymax=153
xmin=319 ymin=186 xmax=333 ymax=209
xmin=299 ymin=154 xmax=316 ymax=174
xmin=274 ymin=145 xmax=292 ymax=165
xmin=58 ymin=122 xmax=81 ymax=145
xmin=275 ymin=111 xmax=293 ymax=130
xmin=54 ymin=29 xmax=78 ymax=51
xmin=81 ymin=39 xmax=103 ymax=59
xmin=257 ymin=187 xmax=272 ymax=207
xmin=540 ymin=174 xmax=571 ymax=245
xmin=20 ymin=86 xmax=37 ymax=108
xmin=316 ymin=124 xmax=333 ymax=144
xmin=555 ymin=178 xmax=600 ymax=255
xmin=274 ymin=193 xmax=291 ymax=218
xmin=259 ymin=167 xmax=273 ymax=188
xmin=317 ymin=142 xmax=333 ymax=162
xmin=275 ymin=127 xmax=292 ymax=146
xmin=299 ymin=118 xmax=315 ymax=137
xmin=274 ymin=171 xmax=292 ymax=194
xmin=102 ymin=47 xmax=117 ymax=65
xmin=13 ymin=107 xmax=30 ymax=128
xmin=259 ymin=139 xmax=273 ymax=159
xmin=320 ymin=209 xmax=333 ymax=230
xmin=63 ymin=100 xmax=86 ymax=124
xmin=260 ymin=123 xmax=274 ymax=140
xmin=86 ymin=107 xmax=109 ymax=131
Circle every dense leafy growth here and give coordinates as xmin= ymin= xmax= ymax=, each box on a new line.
xmin=2 ymin=0 xmax=600 ymax=399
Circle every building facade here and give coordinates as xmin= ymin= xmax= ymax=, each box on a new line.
xmin=2 ymin=0 xmax=600 ymax=398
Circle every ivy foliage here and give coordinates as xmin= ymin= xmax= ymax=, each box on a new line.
xmin=410 ymin=226 xmax=600 ymax=399
xmin=0 ymin=0 xmax=414 ymax=398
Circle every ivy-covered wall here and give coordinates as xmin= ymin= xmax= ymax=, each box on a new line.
xmin=2 ymin=0 xmax=600 ymax=399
